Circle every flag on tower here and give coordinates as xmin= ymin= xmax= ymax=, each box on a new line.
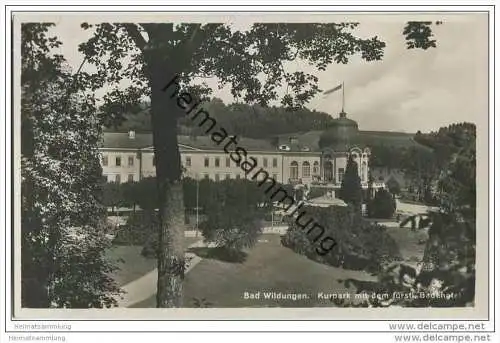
xmin=323 ymin=83 xmax=343 ymax=95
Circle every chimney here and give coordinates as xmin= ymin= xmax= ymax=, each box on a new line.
xmin=128 ymin=130 xmax=135 ymax=139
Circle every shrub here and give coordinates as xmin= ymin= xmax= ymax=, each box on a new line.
xmin=200 ymin=206 xmax=263 ymax=256
xmin=281 ymin=205 xmax=401 ymax=273
xmin=112 ymin=211 xmax=158 ymax=247
xmin=368 ymin=189 xmax=396 ymax=219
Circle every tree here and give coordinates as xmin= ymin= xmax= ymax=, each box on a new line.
xmin=386 ymin=177 xmax=401 ymax=197
xmin=200 ymin=179 xmax=266 ymax=258
xmin=339 ymin=155 xmax=363 ymax=210
xmin=101 ymin=182 xmax=123 ymax=214
xmin=368 ymin=189 xmax=396 ymax=219
xmin=21 ymin=24 xmax=121 ymax=307
xmin=130 ymin=177 xmax=159 ymax=212
xmin=334 ymin=123 xmax=476 ymax=308
xmin=77 ymin=20 xmax=439 ymax=307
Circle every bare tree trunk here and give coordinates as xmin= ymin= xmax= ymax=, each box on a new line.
xmin=156 ymin=180 xmax=185 ymax=307
xmin=148 ymin=53 xmax=185 ymax=308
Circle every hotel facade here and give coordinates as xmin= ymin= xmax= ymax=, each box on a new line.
xmin=100 ymin=111 xmax=386 ymax=198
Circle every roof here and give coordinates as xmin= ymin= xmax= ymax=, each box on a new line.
xmin=101 ymin=129 xmax=424 ymax=152
xmin=101 ymin=132 xmax=276 ymax=151
xmin=330 ymin=116 xmax=358 ymax=128
xmin=101 ymin=132 xmax=153 ymax=149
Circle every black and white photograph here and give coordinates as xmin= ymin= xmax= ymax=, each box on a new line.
xmin=9 ymin=9 xmax=490 ymax=323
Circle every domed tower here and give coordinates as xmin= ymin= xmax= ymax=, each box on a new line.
xmin=318 ymin=110 xmax=359 ymax=151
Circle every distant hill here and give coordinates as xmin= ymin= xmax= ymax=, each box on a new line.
xmin=103 ymin=98 xmax=336 ymax=138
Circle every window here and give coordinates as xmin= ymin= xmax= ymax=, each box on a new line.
xmin=273 ymin=158 xmax=278 ymax=168
xmin=153 ymin=155 xmax=156 ymax=166
xmin=263 ymin=158 xmax=268 ymax=168
xmin=128 ymin=156 xmax=134 ymax=166
xmin=215 ymin=173 xmax=220 ymax=181
xmin=186 ymin=156 xmax=191 ymax=167
xmin=302 ymin=161 xmax=311 ymax=177
xmin=204 ymin=157 xmax=209 ymax=167
xmin=226 ymin=157 xmax=231 ymax=167
xmin=127 ymin=174 xmax=134 ymax=182
xmin=225 ymin=173 xmax=231 ymax=180
xmin=290 ymin=161 xmax=299 ymax=179
xmin=215 ymin=157 xmax=220 ymax=167
xmin=102 ymin=156 xmax=108 ymax=166
xmin=361 ymin=162 xmax=367 ymax=182
xmin=115 ymin=174 xmax=121 ymax=183
xmin=115 ymin=156 xmax=121 ymax=167
xmin=338 ymin=168 xmax=345 ymax=183
xmin=313 ymin=161 xmax=319 ymax=175
xmin=204 ymin=174 xmax=209 ymax=180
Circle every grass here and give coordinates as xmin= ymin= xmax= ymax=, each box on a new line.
xmin=131 ymin=234 xmax=377 ymax=308
xmin=106 ymin=236 xmax=202 ymax=287
xmin=106 ymin=246 xmax=156 ymax=287
xmin=113 ymin=222 xmax=426 ymax=308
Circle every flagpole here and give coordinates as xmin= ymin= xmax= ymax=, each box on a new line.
xmin=342 ymin=81 xmax=345 ymax=113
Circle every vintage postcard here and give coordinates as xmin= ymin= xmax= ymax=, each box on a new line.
xmin=10 ymin=10 xmax=490 ymax=321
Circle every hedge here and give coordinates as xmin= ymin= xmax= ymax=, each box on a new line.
xmin=281 ymin=205 xmax=401 ymax=273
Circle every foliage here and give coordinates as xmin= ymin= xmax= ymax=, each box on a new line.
xmin=368 ymin=189 xmax=396 ymax=219
xmin=199 ymin=179 xmax=265 ymax=256
xmin=335 ymin=123 xmax=476 ymax=307
xmin=339 ymin=155 xmax=363 ymax=209
xmin=123 ymin=177 xmax=159 ymax=211
xmin=281 ymin=205 xmax=401 ymax=273
xmin=101 ymin=181 xmax=123 ymax=211
xmin=386 ymin=177 xmax=401 ymax=195
xmin=200 ymin=210 xmax=263 ymax=255
xmin=21 ymin=23 xmax=121 ymax=308
xmin=113 ymin=211 xmax=159 ymax=247
xmin=76 ymin=20 xmax=439 ymax=307
xmin=107 ymin=99 xmax=337 ymax=139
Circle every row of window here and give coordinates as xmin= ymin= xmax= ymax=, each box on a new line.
xmin=204 ymin=173 xmax=279 ymax=181
xmin=102 ymin=155 xmax=281 ymax=169
xmin=103 ymin=174 xmax=135 ymax=183
xmin=103 ymin=172 xmax=280 ymax=183
xmin=194 ymin=156 xmax=280 ymax=168
xmin=102 ymin=155 xmax=135 ymax=167
xmin=289 ymin=161 xmax=320 ymax=179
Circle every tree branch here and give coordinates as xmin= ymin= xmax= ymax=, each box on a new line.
xmin=122 ymin=23 xmax=148 ymax=51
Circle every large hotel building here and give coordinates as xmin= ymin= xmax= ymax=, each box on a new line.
xmin=99 ymin=111 xmax=388 ymax=198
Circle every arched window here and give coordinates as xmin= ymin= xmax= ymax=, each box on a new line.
xmin=302 ymin=161 xmax=311 ymax=177
xmin=361 ymin=161 xmax=367 ymax=182
xmin=313 ymin=161 xmax=319 ymax=175
xmin=290 ymin=161 xmax=299 ymax=179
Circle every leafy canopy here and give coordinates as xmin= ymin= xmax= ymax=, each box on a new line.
xmin=77 ymin=21 xmax=439 ymax=125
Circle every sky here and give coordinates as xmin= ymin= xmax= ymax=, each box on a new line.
xmin=26 ymin=12 xmax=489 ymax=133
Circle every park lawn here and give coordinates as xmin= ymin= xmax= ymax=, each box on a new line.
xmin=130 ymin=234 xmax=377 ymax=308
xmin=383 ymin=223 xmax=428 ymax=264
xmin=107 ymin=236 xmax=202 ymax=287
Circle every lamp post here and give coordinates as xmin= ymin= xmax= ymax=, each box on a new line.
xmin=195 ymin=173 xmax=200 ymax=237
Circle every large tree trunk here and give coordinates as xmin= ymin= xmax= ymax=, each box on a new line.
xmin=148 ymin=53 xmax=186 ymax=308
